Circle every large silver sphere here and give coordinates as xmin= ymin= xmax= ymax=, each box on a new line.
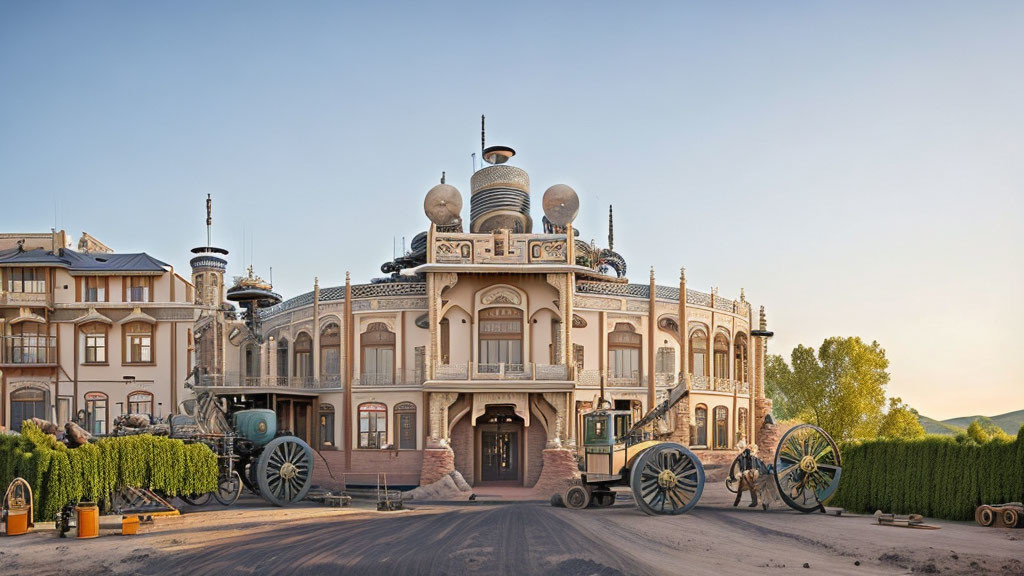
xmin=424 ymin=183 xmax=463 ymax=226
xmin=542 ymin=184 xmax=580 ymax=227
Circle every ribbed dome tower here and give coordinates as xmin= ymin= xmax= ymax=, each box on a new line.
xmin=470 ymin=117 xmax=532 ymax=233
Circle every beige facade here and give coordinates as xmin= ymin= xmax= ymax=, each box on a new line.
xmin=195 ymin=144 xmax=771 ymax=488
xmin=0 ymin=232 xmax=199 ymax=433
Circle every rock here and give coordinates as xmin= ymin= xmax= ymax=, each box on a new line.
xmin=450 ymin=470 xmax=471 ymax=492
xmin=405 ymin=469 xmax=468 ymax=501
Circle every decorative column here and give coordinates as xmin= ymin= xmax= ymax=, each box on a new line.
xmin=312 ymin=277 xmax=320 ymax=383
xmin=344 ymin=272 xmax=352 ymax=469
xmin=679 ymin=267 xmax=687 ymax=385
xmin=647 ymin=268 xmax=656 ymax=410
xmin=421 ymin=391 xmax=458 ymax=486
xmin=542 ymin=392 xmax=566 ymax=447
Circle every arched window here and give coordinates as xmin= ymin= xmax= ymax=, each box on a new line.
xmin=358 ymin=402 xmax=387 ymax=449
xmin=713 ymin=406 xmax=729 ymax=449
xmin=320 ymin=322 xmax=341 ymax=385
xmin=713 ymin=333 xmax=729 ymax=379
xmin=85 ymin=392 xmax=109 ymax=435
xmin=361 ymin=322 xmax=396 ymax=384
xmin=394 ymin=402 xmax=417 ymax=450
xmin=124 ymin=322 xmax=153 ymax=364
xmin=319 ymin=403 xmax=335 ymax=449
xmin=276 ymin=337 xmax=289 ymax=379
xmin=82 ymin=323 xmax=108 ymax=364
xmin=294 ymin=333 xmax=313 ymax=378
xmin=127 ymin=391 xmax=154 ymax=416
xmin=734 ymin=335 xmax=748 ymax=383
xmin=737 ymin=407 xmax=749 ymax=443
xmin=478 ymin=308 xmax=523 ymax=372
xmin=10 ymin=387 xmax=48 ymax=432
xmin=689 ymin=328 xmax=708 ymax=377
xmin=608 ymin=323 xmax=641 ymax=383
xmin=693 ymin=404 xmax=708 ymax=447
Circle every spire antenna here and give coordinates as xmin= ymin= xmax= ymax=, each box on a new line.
xmin=608 ymin=205 xmax=614 ymax=250
xmin=481 ymin=114 xmax=486 ymax=156
xmin=206 ymin=194 xmax=213 ymax=247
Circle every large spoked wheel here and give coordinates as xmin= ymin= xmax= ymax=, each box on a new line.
xmin=256 ymin=436 xmax=314 ymax=506
xmin=629 ymin=443 xmax=705 ymax=515
xmin=213 ymin=470 xmax=243 ymax=506
xmin=774 ymin=424 xmax=842 ymax=513
xmin=725 ymin=455 xmax=743 ymax=494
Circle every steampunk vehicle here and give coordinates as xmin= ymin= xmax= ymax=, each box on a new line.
xmin=563 ymin=381 xmax=706 ymax=515
xmin=175 ymin=388 xmax=314 ymax=507
xmin=726 ymin=423 xmax=843 ymax=513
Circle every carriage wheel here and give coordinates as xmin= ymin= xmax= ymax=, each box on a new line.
xmin=213 ymin=470 xmax=243 ymax=506
xmin=773 ymin=424 xmax=842 ymax=513
xmin=629 ymin=443 xmax=705 ymax=515
xmin=1003 ymin=508 xmax=1020 ymax=528
xmin=976 ymin=506 xmax=995 ymax=526
xmin=563 ymin=485 xmax=592 ymax=510
xmin=256 ymin=436 xmax=314 ymax=506
xmin=180 ymin=492 xmax=212 ymax=507
xmin=725 ymin=455 xmax=743 ymax=494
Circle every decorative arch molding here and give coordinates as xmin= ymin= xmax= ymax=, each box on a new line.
xmin=571 ymin=314 xmax=587 ymax=328
xmin=10 ymin=308 xmax=47 ymax=324
xmin=471 ymin=392 xmax=530 ymax=427
xmin=687 ymin=322 xmax=710 ymax=338
xmin=9 ymin=380 xmax=51 ymax=393
xmin=715 ymin=326 xmax=731 ymax=339
xmin=319 ymin=315 xmax=343 ymax=331
xmin=358 ymin=315 xmax=397 ymax=333
xmin=609 ymin=316 xmax=642 ymax=332
xmin=119 ymin=307 xmax=157 ymax=325
xmin=478 ymin=285 xmax=524 ymax=307
xmin=73 ymin=308 xmax=113 ymax=326
xmin=439 ymin=303 xmax=470 ymax=320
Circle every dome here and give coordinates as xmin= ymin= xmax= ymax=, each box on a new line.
xmin=424 ymin=183 xmax=463 ymax=227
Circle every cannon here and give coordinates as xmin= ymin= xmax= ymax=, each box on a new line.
xmin=174 ymin=390 xmax=314 ymax=507
xmin=726 ymin=424 xmax=843 ymax=513
xmin=562 ymin=380 xmax=705 ymax=515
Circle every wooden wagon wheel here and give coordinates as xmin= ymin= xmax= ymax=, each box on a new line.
xmin=213 ymin=470 xmax=243 ymax=506
xmin=179 ymin=492 xmax=212 ymax=507
xmin=773 ymin=424 xmax=842 ymax=513
xmin=629 ymin=443 xmax=705 ymax=515
xmin=976 ymin=506 xmax=995 ymax=526
xmin=256 ymin=436 xmax=314 ymax=506
xmin=563 ymin=484 xmax=591 ymax=510
xmin=1003 ymin=507 xmax=1020 ymax=528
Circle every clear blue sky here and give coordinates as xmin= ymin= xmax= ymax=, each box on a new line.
xmin=1 ymin=1 xmax=1021 ymax=420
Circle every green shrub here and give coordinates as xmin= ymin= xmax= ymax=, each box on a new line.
xmin=830 ymin=425 xmax=1024 ymax=520
xmin=0 ymin=423 xmax=218 ymax=521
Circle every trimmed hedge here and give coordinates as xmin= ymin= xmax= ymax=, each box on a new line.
xmin=830 ymin=425 xmax=1024 ymax=521
xmin=0 ymin=423 xmax=218 ymax=521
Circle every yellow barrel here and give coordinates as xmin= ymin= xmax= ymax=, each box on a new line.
xmin=121 ymin=515 xmax=139 ymax=535
xmin=76 ymin=502 xmax=99 ymax=539
xmin=5 ymin=507 xmax=30 ymax=536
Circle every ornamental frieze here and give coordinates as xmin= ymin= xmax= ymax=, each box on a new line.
xmin=573 ymin=295 xmax=622 ymax=310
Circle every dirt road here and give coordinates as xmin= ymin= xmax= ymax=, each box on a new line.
xmin=3 ymin=484 xmax=1021 ymax=576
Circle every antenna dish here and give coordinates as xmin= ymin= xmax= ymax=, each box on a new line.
xmin=424 ymin=183 xmax=463 ymax=226
xmin=542 ymin=184 xmax=580 ymax=227
xmin=483 ymin=145 xmax=515 ymax=165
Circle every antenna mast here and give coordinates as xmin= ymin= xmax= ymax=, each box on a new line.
xmin=608 ymin=205 xmax=614 ymax=250
xmin=481 ymin=114 xmax=486 ymax=156
xmin=206 ymin=194 xmax=213 ymax=247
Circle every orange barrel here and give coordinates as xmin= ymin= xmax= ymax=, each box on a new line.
xmin=76 ymin=502 xmax=99 ymax=539
xmin=5 ymin=506 xmax=30 ymax=536
xmin=121 ymin=515 xmax=139 ymax=535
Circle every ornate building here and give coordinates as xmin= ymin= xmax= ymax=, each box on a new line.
xmin=195 ymin=137 xmax=773 ymax=488
xmin=0 ymin=230 xmax=199 ymax=433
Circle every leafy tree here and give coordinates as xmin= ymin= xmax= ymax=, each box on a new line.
xmin=877 ymin=397 xmax=925 ymax=439
xmin=765 ymin=354 xmax=798 ymax=420
xmin=766 ymin=337 xmax=889 ymax=441
xmin=967 ymin=420 xmax=990 ymax=444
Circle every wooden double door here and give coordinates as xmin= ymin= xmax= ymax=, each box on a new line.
xmin=478 ymin=407 xmax=524 ymax=483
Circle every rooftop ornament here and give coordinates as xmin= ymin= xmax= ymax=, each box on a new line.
xmin=226 ymin=265 xmax=282 ymax=342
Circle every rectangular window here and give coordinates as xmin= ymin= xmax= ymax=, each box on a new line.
xmin=57 ymin=396 xmax=72 ymax=425
xmin=714 ymin=352 xmax=728 ymax=379
xmin=84 ymin=277 xmax=105 ymax=302
xmin=320 ymin=411 xmax=335 ymax=448
xmin=362 ymin=348 xmax=394 ymax=384
xmin=693 ymin=352 xmax=706 ymax=377
xmin=85 ymin=333 xmax=106 ymax=363
xmin=129 ymin=277 xmax=151 ymax=302
xmin=609 ymin=348 xmax=639 ymax=379
xmin=7 ymin=268 xmax=45 ymax=293
xmin=125 ymin=323 xmax=153 ymax=364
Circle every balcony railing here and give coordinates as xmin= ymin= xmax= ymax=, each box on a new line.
xmin=353 ymin=369 xmax=426 ymax=387
xmin=197 ymin=373 xmax=339 ymax=390
xmin=1 ymin=336 xmax=57 ymax=365
xmin=1 ymin=288 xmax=50 ymax=306
xmin=687 ymin=374 xmax=751 ymax=394
xmin=431 ymin=362 xmax=571 ymax=381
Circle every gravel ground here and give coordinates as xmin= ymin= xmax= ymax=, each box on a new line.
xmin=2 ymin=483 xmax=1021 ymax=576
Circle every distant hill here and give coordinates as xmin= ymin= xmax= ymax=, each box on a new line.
xmin=918 ymin=409 xmax=1024 ymax=436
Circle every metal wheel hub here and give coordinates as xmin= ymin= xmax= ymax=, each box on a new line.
xmin=280 ymin=461 xmax=299 ymax=481
xmin=657 ymin=468 xmax=677 ymax=488
xmin=799 ymin=455 xmax=817 ymax=473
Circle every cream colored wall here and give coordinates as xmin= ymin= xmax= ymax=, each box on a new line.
xmin=350 ymin=390 xmax=424 ymax=450
xmin=52 ymin=270 xmax=76 ymax=304
xmin=443 ymin=306 xmax=471 ymax=365
xmin=573 ymin=311 xmax=601 ymax=371
xmin=530 ymin=308 xmax=555 ymax=364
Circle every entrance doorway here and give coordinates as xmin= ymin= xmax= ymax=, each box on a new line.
xmin=477 ymin=406 xmax=523 ymax=484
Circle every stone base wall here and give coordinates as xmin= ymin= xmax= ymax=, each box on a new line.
xmin=532 ymin=449 xmax=579 ymax=497
xmin=311 ymin=449 xmax=424 ymax=489
xmin=450 ymin=416 xmax=474 ymax=485
xmin=525 ymin=420 xmax=547 ymax=488
xmin=420 ymin=448 xmax=456 ymax=486
xmin=667 ymin=396 xmax=690 ymax=445
xmin=754 ymin=397 xmax=774 ymax=428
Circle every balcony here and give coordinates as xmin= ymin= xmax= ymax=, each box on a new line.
xmin=1 ymin=336 xmax=57 ymax=366
xmin=688 ymin=374 xmax=751 ymax=394
xmin=352 ymin=370 xmax=424 ymax=387
xmin=196 ymin=373 xmax=340 ymax=390
xmin=431 ymin=362 xmax=570 ymax=382
xmin=1 ymin=285 xmax=50 ymax=306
